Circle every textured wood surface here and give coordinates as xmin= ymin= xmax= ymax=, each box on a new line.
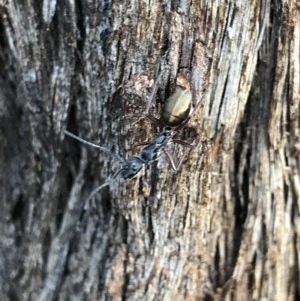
xmin=0 ymin=0 xmax=299 ymax=300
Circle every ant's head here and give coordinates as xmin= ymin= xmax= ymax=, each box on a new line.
xmin=121 ymin=156 xmax=145 ymax=180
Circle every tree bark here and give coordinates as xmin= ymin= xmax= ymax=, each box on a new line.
xmin=0 ymin=0 xmax=299 ymax=301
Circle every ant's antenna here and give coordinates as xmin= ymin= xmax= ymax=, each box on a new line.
xmin=64 ymin=130 xmax=127 ymax=205
xmin=84 ymin=181 xmax=111 ymax=206
xmin=64 ymin=130 xmax=125 ymax=164
xmin=84 ymin=169 xmax=123 ymax=208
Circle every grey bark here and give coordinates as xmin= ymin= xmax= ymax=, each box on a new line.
xmin=0 ymin=0 xmax=299 ymax=301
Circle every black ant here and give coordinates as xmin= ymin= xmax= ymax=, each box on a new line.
xmin=64 ymin=73 xmax=203 ymax=200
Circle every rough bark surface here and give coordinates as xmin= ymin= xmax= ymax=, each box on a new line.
xmin=0 ymin=0 xmax=299 ymax=301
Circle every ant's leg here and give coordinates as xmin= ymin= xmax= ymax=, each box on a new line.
xmin=163 ymin=145 xmax=192 ymax=171
xmin=145 ymin=72 xmax=161 ymax=113
xmin=145 ymin=72 xmax=164 ymax=127
xmin=162 ymin=148 xmax=188 ymax=171
xmin=172 ymin=138 xmax=195 ymax=149
xmin=145 ymin=114 xmax=161 ymax=126
xmin=175 ymin=152 xmax=189 ymax=170
xmin=127 ymin=140 xmax=151 ymax=152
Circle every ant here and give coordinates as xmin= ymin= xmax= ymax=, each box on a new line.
xmin=64 ymin=126 xmax=174 ymax=201
xmin=64 ymin=73 xmax=203 ymax=200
